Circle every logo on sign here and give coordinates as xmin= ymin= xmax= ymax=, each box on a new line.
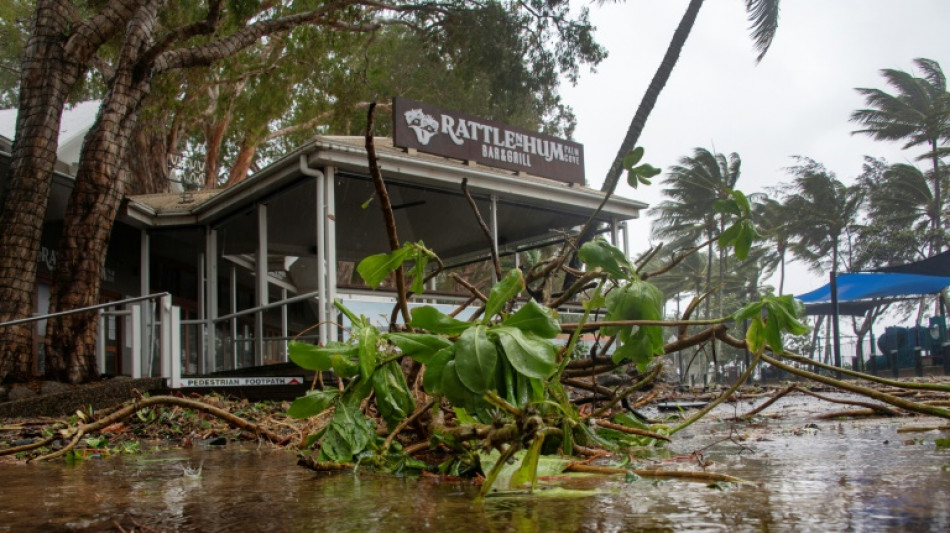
xmin=404 ymin=108 xmax=439 ymax=145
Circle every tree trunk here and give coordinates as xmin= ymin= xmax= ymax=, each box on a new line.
xmin=45 ymin=1 xmax=159 ymax=383
xmin=0 ymin=2 xmax=81 ymax=381
xmin=124 ymin=120 xmax=173 ymax=195
xmin=600 ymin=0 xmax=704 ymax=194
xmin=227 ymin=137 xmax=258 ymax=186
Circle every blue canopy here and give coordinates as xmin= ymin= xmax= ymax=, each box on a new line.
xmin=798 ymin=272 xmax=950 ymax=304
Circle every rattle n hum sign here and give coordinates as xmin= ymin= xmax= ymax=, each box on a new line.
xmin=392 ymin=97 xmax=585 ymax=185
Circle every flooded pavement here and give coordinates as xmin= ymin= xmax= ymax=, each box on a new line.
xmin=1 ymin=394 xmax=948 ymax=532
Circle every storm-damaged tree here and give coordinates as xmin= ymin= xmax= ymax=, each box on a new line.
xmin=599 ymin=0 xmax=781 ymax=197
xmin=0 ymin=0 xmax=605 ymax=383
xmin=851 ymin=58 xmax=950 ymax=253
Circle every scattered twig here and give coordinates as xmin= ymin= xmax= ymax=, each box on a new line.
xmin=382 ymin=398 xmax=435 ymax=452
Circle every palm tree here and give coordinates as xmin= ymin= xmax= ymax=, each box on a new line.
xmin=782 ymin=158 xmax=864 ymax=370
xmin=851 ymin=58 xmax=950 ymax=250
xmin=859 ymin=160 xmax=940 ymax=261
xmin=651 ymin=148 xmax=742 ymax=288
xmin=651 ymin=148 xmax=742 ymax=380
xmin=600 ymin=0 xmax=781 ymax=195
xmin=752 ymin=197 xmax=794 ymax=295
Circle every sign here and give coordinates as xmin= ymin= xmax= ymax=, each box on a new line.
xmin=180 ymin=377 xmax=304 ymax=387
xmin=392 ymin=97 xmax=585 ymax=185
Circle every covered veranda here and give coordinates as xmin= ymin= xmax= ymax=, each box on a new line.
xmin=120 ymin=136 xmax=646 ymax=381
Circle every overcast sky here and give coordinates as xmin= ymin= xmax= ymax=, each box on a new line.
xmin=562 ymin=0 xmax=950 ymax=297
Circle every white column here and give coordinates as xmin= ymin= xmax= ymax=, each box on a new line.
xmin=325 ymin=167 xmax=338 ymax=341
xmin=316 ymin=173 xmax=327 ymax=343
xmin=281 ymin=287 xmax=288 ymax=362
xmin=255 ymin=203 xmax=268 ymax=365
xmin=130 ymin=304 xmax=141 ymax=378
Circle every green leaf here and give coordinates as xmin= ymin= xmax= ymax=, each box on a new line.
xmin=578 ymin=238 xmax=633 ymax=280
xmin=440 ymin=360 xmax=471 ymax=408
xmin=372 ymin=361 xmax=415 ymax=429
xmin=733 ymin=301 xmax=764 ymax=323
xmin=714 ymin=198 xmax=742 ymax=217
xmin=484 ymin=269 xmax=525 ymax=319
xmin=493 ymin=326 xmax=557 ymax=379
xmin=409 ymin=254 xmax=430 ymax=294
xmin=410 ymin=306 xmax=471 ymax=335
xmin=764 ymin=316 xmax=784 ymax=354
xmin=501 ymin=299 xmax=561 ymax=339
xmin=289 ymin=341 xmax=357 ymax=371
xmin=734 ymin=221 xmax=755 ymax=260
xmin=423 ymin=346 xmax=454 ymax=395
xmin=356 ymin=245 xmax=413 ymax=288
xmin=330 ymin=353 xmax=360 ymax=378
xmin=632 ymin=163 xmax=661 ymax=178
xmin=745 ymin=318 xmax=766 ymax=354
xmin=385 ymin=333 xmax=452 ymax=364
xmin=357 ymin=326 xmax=380 ymax=382
xmin=287 ymin=389 xmax=339 ymax=419
xmin=319 ymin=402 xmax=375 ymax=462
xmin=455 ymin=325 xmax=497 ymax=393
xmin=510 ymin=436 xmax=544 ymax=490
xmin=731 ymin=189 xmax=751 ymax=214
xmin=717 ymin=222 xmax=742 ymax=248
xmin=622 ymin=147 xmax=644 ymax=170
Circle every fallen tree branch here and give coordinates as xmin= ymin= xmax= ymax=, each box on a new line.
xmin=566 ymin=463 xmax=742 ymax=483
xmin=715 ymin=330 xmax=950 ymax=420
xmin=21 ymin=395 xmax=287 ymax=462
xmin=776 ymin=351 xmax=950 ymax=393
xmin=795 ymin=386 xmax=901 ymax=417
xmin=592 ymin=419 xmax=671 ymax=442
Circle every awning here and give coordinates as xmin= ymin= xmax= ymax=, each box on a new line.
xmin=873 ymin=250 xmax=950 ymax=277
xmin=799 ymin=273 xmax=950 ymax=303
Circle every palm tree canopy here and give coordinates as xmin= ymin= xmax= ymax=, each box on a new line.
xmin=782 ymin=158 xmax=864 ymax=273
xmin=651 ymin=148 xmax=742 ymax=244
xmin=851 ymin=58 xmax=950 ymax=153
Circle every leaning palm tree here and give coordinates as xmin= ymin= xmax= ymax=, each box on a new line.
xmin=651 ymin=148 xmax=742 ymax=380
xmin=651 ymin=148 xmax=743 ymax=291
xmin=600 ymin=0 xmax=781 ymax=195
xmin=781 ymin=158 xmax=864 ymax=369
xmin=752 ymin=197 xmax=794 ymax=295
xmin=860 ymin=161 xmax=942 ymax=259
xmin=851 ymin=58 xmax=950 ymax=250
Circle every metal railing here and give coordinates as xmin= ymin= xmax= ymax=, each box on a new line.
xmin=0 ymin=292 xmax=179 ymax=383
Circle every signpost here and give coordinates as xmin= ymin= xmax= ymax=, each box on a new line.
xmin=179 ymin=377 xmax=304 ymax=387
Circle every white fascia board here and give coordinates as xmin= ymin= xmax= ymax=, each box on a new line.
xmin=308 ymin=141 xmax=646 ymax=220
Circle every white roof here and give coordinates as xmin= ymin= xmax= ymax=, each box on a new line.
xmin=0 ymin=100 xmax=100 ymax=165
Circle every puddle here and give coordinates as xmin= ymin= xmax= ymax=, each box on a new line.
xmin=1 ymin=394 xmax=948 ymax=532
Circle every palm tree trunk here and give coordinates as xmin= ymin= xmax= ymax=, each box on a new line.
xmin=45 ymin=1 xmax=159 ymax=383
xmin=931 ymin=139 xmax=943 ymax=252
xmin=600 ymin=0 xmax=705 ymax=194
xmin=0 ymin=2 xmax=84 ymax=381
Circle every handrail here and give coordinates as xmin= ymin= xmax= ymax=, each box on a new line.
xmin=208 ymin=289 xmax=323 ymax=324
xmin=0 ymin=292 xmax=171 ymax=328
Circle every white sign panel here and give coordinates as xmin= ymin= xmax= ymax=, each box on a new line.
xmin=180 ymin=377 xmax=305 ymax=387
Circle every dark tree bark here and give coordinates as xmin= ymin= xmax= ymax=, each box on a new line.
xmin=45 ymin=0 xmax=164 ymax=383
xmin=0 ymin=0 xmax=133 ymax=382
